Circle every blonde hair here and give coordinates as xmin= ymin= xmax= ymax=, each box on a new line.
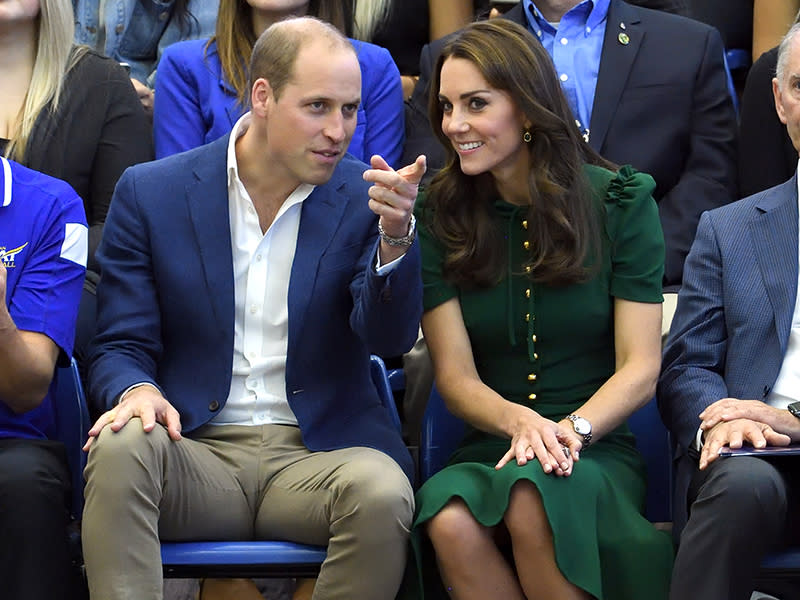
xmin=5 ymin=0 xmax=85 ymax=162
xmin=352 ymin=0 xmax=392 ymax=41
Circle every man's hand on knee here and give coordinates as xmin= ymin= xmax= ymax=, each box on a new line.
xmin=84 ymin=386 xmax=182 ymax=451
xmin=699 ymin=418 xmax=791 ymax=470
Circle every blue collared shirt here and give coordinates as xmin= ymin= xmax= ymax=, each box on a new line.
xmin=524 ymin=0 xmax=610 ymax=140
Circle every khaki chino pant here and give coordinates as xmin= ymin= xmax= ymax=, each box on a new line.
xmin=82 ymin=420 xmax=413 ymax=600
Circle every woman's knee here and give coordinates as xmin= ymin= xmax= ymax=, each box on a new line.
xmin=504 ymin=480 xmax=549 ymax=533
xmin=427 ymin=498 xmax=488 ymax=549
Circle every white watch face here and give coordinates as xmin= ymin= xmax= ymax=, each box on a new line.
xmin=572 ymin=416 xmax=591 ymax=435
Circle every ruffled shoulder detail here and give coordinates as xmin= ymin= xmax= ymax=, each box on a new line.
xmin=604 ymin=164 xmax=655 ymax=208
xmin=582 ymin=164 xmax=657 ymax=244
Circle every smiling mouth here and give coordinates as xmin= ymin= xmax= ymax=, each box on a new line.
xmin=314 ymin=149 xmax=340 ymax=157
xmin=457 ymin=141 xmax=484 ymax=151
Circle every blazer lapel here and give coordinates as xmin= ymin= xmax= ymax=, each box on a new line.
xmin=287 ymin=174 xmax=350 ymax=348
xmin=749 ymin=176 xmax=799 ymax=354
xmin=589 ymin=0 xmax=643 ymax=152
xmin=186 ymin=136 xmax=235 ymax=337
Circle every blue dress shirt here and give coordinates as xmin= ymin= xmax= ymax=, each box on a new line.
xmin=524 ymin=0 xmax=610 ymax=141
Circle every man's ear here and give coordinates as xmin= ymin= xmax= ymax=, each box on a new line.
xmin=250 ymin=78 xmax=273 ymax=117
xmin=773 ymin=77 xmax=789 ymax=125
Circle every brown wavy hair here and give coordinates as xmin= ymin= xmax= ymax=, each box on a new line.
xmin=210 ymin=0 xmax=353 ymax=107
xmin=424 ymin=19 xmax=615 ymax=288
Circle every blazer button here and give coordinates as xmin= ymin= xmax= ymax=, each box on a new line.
xmin=208 ymin=400 xmax=220 ymax=411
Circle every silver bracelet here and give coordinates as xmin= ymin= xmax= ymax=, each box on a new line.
xmin=378 ymin=214 xmax=416 ymax=247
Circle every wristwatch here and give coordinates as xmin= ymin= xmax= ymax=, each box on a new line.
xmin=788 ymin=401 xmax=800 ymax=419
xmin=566 ymin=414 xmax=592 ymax=447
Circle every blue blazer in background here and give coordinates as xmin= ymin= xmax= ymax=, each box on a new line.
xmin=658 ymin=175 xmax=799 ymax=531
xmin=88 ymin=135 xmax=422 ymax=482
xmin=153 ymin=38 xmax=405 ymax=168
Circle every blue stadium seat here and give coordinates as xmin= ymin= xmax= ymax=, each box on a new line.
xmin=52 ymin=357 xmax=91 ymax=519
xmin=160 ymin=354 xmax=400 ymax=578
xmin=53 ymin=354 xmax=400 ymax=579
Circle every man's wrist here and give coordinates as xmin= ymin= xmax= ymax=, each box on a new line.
xmin=116 ymin=382 xmax=158 ymax=406
xmin=378 ymin=214 xmax=416 ymax=247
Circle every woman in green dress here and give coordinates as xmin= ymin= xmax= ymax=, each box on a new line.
xmin=412 ymin=19 xmax=674 ymax=600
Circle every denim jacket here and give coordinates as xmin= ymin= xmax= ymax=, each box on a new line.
xmin=73 ymin=0 xmax=218 ymax=86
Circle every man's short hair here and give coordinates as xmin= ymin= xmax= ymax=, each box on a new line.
xmin=248 ymin=16 xmax=355 ymax=102
xmin=776 ymin=22 xmax=800 ymax=87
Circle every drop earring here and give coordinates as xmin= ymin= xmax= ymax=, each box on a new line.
xmin=523 ymin=130 xmax=532 ymax=143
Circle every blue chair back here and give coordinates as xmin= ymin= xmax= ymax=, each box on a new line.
xmin=419 ymin=387 xmax=671 ymax=523
xmin=52 ymin=358 xmax=90 ymax=519
xmin=627 ymin=397 xmax=672 ymax=523
xmin=160 ymin=354 xmax=400 ymax=578
xmin=419 ymin=385 xmax=463 ymax=484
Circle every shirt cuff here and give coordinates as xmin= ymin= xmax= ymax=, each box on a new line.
xmin=116 ymin=382 xmax=159 ymax=405
xmin=694 ymin=426 xmax=704 ymax=451
xmin=374 ymin=250 xmax=405 ymax=275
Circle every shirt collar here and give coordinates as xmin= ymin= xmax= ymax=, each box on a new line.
xmin=524 ymin=0 xmax=610 ymax=32
xmin=1 ymin=157 xmax=12 ymax=208
xmin=227 ymin=112 xmax=251 ymax=188
xmin=795 ymin=158 xmax=800 ymax=209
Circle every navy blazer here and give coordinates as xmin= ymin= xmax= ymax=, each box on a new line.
xmin=404 ymin=0 xmax=738 ymax=289
xmin=659 ymin=175 xmax=799 ymax=530
xmin=88 ymin=136 xmax=422 ymax=482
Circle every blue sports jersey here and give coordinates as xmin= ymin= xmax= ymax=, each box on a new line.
xmin=0 ymin=157 xmax=87 ymax=439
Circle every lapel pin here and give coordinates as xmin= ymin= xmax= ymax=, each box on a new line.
xmin=618 ymin=32 xmax=630 ymax=45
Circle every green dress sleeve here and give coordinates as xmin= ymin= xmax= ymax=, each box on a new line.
xmin=600 ymin=165 xmax=665 ymax=303
xmin=415 ymin=191 xmax=459 ymax=311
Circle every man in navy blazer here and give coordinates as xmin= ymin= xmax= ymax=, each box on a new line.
xmin=658 ymin=23 xmax=800 ymax=600
xmin=81 ymin=17 xmax=424 ymax=600
xmin=404 ymin=0 xmax=737 ymax=289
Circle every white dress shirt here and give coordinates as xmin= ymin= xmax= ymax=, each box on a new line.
xmin=211 ymin=114 xmax=314 ymax=426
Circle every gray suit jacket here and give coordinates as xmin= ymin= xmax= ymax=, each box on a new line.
xmin=658 ymin=175 xmax=799 ymax=530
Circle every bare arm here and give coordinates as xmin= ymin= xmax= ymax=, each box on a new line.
xmin=753 ymin=0 xmax=800 ymax=62
xmin=423 ymin=298 xmax=573 ymax=476
xmin=558 ymin=298 xmax=662 ymax=445
xmin=0 ymin=264 xmax=59 ymax=413
xmin=428 ymin=0 xmax=474 ymax=41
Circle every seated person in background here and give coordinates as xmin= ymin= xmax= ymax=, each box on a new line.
xmin=1 ymin=0 xmax=152 ymax=273
xmin=82 ymin=16 xmax=424 ymax=600
xmin=153 ymin=0 xmax=405 ymax=167
xmin=405 ymin=0 xmax=738 ymax=290
xmin=407 ymin=19 xmax=673 ymax=600
xmin=0 ymin=157 xmax=88 ymax=600
xmin=73 ymin=0 xmax=220 ymax=113
xmin=739 ymin=7 xmax=800 ymax=197
xmin=1 ymin=0 xmax=152 ymax=385
xmin=659 ymin=23 xmax=800 ymax=600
